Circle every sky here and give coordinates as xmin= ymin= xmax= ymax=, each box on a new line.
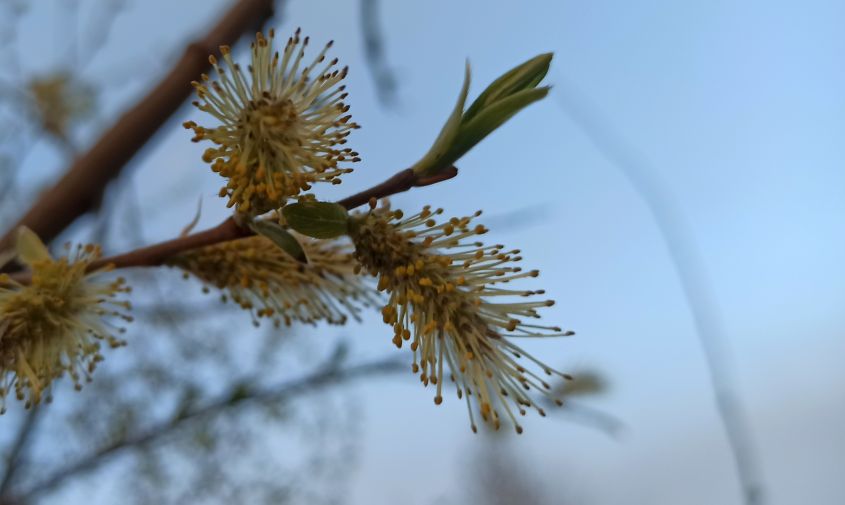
xmin=7 ymin=0 xmax=845 ymax=504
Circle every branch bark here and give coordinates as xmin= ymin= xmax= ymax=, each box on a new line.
xmin=0 ymin=0 xmax=276 ymax=254
xmin=3 ymin=165 xmax=458 ymax=285
xmin=336 ymin=166 xmax=457 ymax=210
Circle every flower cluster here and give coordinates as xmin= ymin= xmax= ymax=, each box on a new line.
xmin=350 ymin=206 xmax=573 ymax=433
xmin=184 ymin=29 xmax=360 ymax=215
xmin=27 ymin=72 xmax=95 ymax=139
xmin=0 ymin=233 xmax=131 ymax=413
xmin=169 ymin=234 xmax=377 ymax=327
xmin=0 ymin=28 xmax=567 ymax=431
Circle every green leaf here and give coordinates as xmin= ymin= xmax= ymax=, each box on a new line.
xmin=463 ymin=53 xmax=552 ymax=124
xmin=248 ymin=219 xmax=308 ymax=263
xmin=447 ymin=86 xmax=549 ymax=163
xmin=282 ymin=201 xmax=349 ymax=239
xmin=15 ymin=226 xmax=51 ymax=265
xmin=410 ymin=61 xmax=472 ymax=177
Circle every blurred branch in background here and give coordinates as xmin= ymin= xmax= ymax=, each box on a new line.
xmin=548 ymin=370 xmax=624 ymax=438
xmin=0 ymin=5 xmax=404 ymax=503
xmin=0 ymin=0 xmax=277 ymax=254
xmin=0 ymin=407 xmax=41 ymax=497
xmin=464 ymin=371 xmax=615 ymax=505
xmin=554 ymin=77 xmax=765 ymax=505
xmin=360 ymin=0 xmax=398 ymax=106
xmin=77 ymin=0 xmax=129 ymax=71
xmin=469 ymin=440 xmax=551 ymax=505
xmin=1 ymin=352 xmax=404 ymax=504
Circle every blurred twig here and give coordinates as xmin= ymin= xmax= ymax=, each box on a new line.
xmin=360 ymin=0 xmax=398 ymax=105
xmin=0 ymin=407 xmax=42 ymax=496
xmin=3 ymin=355 xmax=405 ymax=503
xmin=78 ymin=0 xmax=128 ymax=71
xmin=558 ymin=400 xmax=624 ymax=438
xmin=554 ymin=77 xmax=764 ymax=504
xmin=5 ymin=166 xmax=459 ymax=286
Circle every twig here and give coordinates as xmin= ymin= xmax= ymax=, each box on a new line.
xmin=0 ymin=407 xmax=42 ymax=496
xmin=554 ymin=77 xmax=764 ymax=504
xmin=0 ymin=0 xmax=276 ymax=254
xmin=78 ymin=0 xmax=127 ymax=71
xmin=4 ymin=165 xmax=459 ymax=284
xmin=360 ymin=0 xmax=398 ymax=105
xmin=5 ymin=356 xmax=405 ymax=503
xmin=336 ymin=165 xmax=458 ymax=210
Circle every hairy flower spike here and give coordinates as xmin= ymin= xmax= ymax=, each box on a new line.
xmin=169 ymin=234 xmax=377 ymax=327
xmin=0 ymin=237 xmax=132 ymax=413
xmin=350 ymin=207 xmax=573 ymax=433
xmin=185 ymin=29 xmax=360 ymax=215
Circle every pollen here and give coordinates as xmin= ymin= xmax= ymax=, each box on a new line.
xmin=0 ymin=234 xmax=131 ymax=413
xmin=169 ymin=233 xmax=378 ymax=327
xmin=185 ymin=29 xmax=360 ymax=215
xmin=349 ymin=207 xmax=574 ymax=433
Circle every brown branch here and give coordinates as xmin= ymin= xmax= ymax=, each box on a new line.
xmin=337 ymin=165 xmax=458 ymax=210
xmin=87 ymin=216 xmax=251 ymax=271
xmin=0 ymin=0 xmax=276 ymax=254
xmin=4 ymin=166 xmax=459 ymax=285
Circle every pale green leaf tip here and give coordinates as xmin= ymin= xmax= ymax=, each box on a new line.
xmin=411 ymin=60 xmax=472 ymax=177
xmin=15 ymin=226 xmax=51 ymax=264
xmin=411 ymin=54 xmax=551 ymax=177
xmin=249 ymin=219 xmax=308 ymax=263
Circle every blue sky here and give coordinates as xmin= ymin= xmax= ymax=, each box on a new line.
xmin=8 ymin=0 xmax=845 ymax=504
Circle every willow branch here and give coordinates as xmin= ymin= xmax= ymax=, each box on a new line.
xmin=6 ymin=356 xmax=404 ymax=503
xmin=555 ymin=76 xmax=765 ymax=504
xmin=90 ymin=216 xmax=251 ymax=271
xmin=336 ymin=165 xmax=458 ymax=210
xmin=4 ymin=165 xmax=458 ymax=285
xmin=0 ymin=0 xmax=276 ymax=253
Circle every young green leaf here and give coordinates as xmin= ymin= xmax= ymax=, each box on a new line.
xmin=462 ymin=53 xmax=552 ymax=123
xmin=248 ymin=219 xmax=308 ymax=263
xmin=282 ymin=201 xmax=350 ymax=239
xmin=447 ymin=86 xmax=549 ymax=163
xmin=410 ymin=61 xmax=472 ymax=177
xmin=15 ymin=226 xmax=51 ymax=264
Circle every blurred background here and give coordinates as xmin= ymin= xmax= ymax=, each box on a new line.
xmin=0 ymin=0 xmax=843 ymax=504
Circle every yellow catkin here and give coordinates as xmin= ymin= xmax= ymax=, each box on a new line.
xmin=27 ymin=72 xmax=94 ymax=138
xmin=184 ymin=29 xmax=360 ymax=215
xmin=169 ymin=234 xmax=377 ymax=327
xmin=350 ymin=206 xmax=574 ymax=434
xmin=0 ymin=242 xmax=131 ymax=413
